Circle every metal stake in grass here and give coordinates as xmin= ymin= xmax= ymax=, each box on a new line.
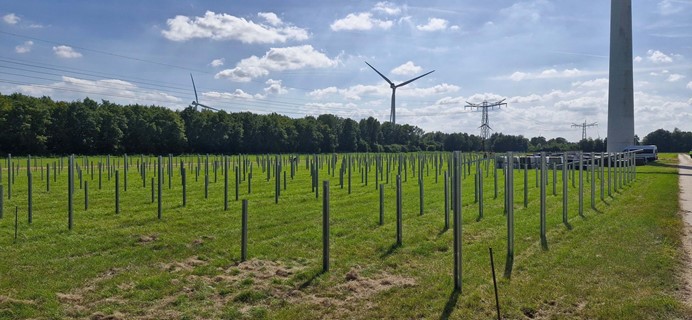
xmin=14 ymin=206 xmax=18 ymax=242
xmin=591 ymin=152 xmax=596 ymax=210
xmin=578 ymin=152 xmax=584 ymax=218
xmin=540 ymin=152 xmax=548 ymax=250
xmin=523 ymin=163 xmax=528 ymax=208
xmin=396 ymin=175 xmax=403 ymax=246
xmin=322 ymin=180 xmax=330 ymax=273
xmin=443 ymin=171 xmax=450 ymax=230
xmin=379 ymin=184 xmax=384 ymax=226
xmin=84 ymin=181 xmax=88 ymax=210
xmin=562 ymin=156 xmax=571 ymax=229
xmin=419 ymin=178 xmax=424 ymax=216
xmin=182 ymin=167 xmax=187 ymax=207
xmin=115 ymin=170 xmax=120 ymax=214
xmin=478 ymin=168 xmax=484 ymax=222
xmin=0 ymin=184 xmax=3 ymax=219
xmin=46 ymin=164 xmax=50 ymax=192
xmin=241 ymin=199 xmax=248 ymax=262
xmin=489 ymin=247 xmax=501 ymax=320
xmin=68 ymin=155 xmax=74 ymax=230
xmin=504 ymin=152 xmax=514 ymax=279
xmin=28 ymin=172 xmax=32 ymax=224
xmin=452 ymin=152 xmax=462 ymax=291
xmin=158 ymin=156 xmax=163 ymax=220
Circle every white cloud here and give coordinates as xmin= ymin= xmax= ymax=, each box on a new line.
xmin=667 ymin=74 xmax=685 ymax=82
xmin=507 ymin=68 xmax=585 ymax=81
xmin=373 ymin=2 xmax=402 ymax=15
xmin=264 ymin=79 xmax=288 ymax=95
xmin=257 ymin=12 xmax=282 ymax=26
xmin=634 ymin=56 xmax=642 ymax=63
xmin=15 ymin=41 xmax=33 ymax=53
xmin=162 ymin=11 xmax=309 ymax=43
xmin=647 ymin=49 xmax=673 ymax=63
xmin=572 ymin=78 xmax=608 ymax=88
xmin=309 ymin=83 xmax=458 ymax=101
xmin=500 ymin=1 xmax=547 ymax=23
xmin=204 ymin=89 xmax=259 ymax=101
xmin=391 ymin=61 xmax=423 ymax=76
xmin=450 ymin=25 xmax=460 ymax=31
xmin=3 ymin=13 xmax=19 ymax=25
xmin=53 ymin=45 xmax=82 ymax=58
xmin=209 ymin=58 xmax=225 ymax=67
xmin=658 ymin=0 xmax=683 ymax=15
xmin=215 ymin=45 xmax=338 ymax=82
xmin=16 ymin=76 xmax=182 ymax=106
xmin=416 ymin=18 xmax=448 ymax=32
xmin=330 ymin=12 xmax=393 ymax=31
xmin=687 ymin=81 xmax=692 ymax=90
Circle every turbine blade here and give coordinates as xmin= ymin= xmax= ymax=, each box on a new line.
xmin=365 ymin=61 xmax=394 ymax=86
xmin=190 ymin=73 xmax=199 ymax=104
xmin=197 ymin=103 xmax=220 ymax=111
xmin=396 ymin=70 xmax=435 ymax=87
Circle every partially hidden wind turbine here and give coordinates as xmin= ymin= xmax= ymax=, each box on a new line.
xmin=189 ymin=73 xmax=220 ymax=111
xmin=365 ymin=61 xmax=434 ymax=125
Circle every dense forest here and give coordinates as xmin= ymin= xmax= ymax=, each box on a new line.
xmin=0 ymin=92 xmax=689 ymax=155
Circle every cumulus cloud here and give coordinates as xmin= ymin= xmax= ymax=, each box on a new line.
xmin=3 ymin=13 xmax=19 ymax=25
xmin=416 ymin=18 xmax=448 ymax=32
xmin=647 ymin=49 xmax=673 ymax=63
xmin=257 ymin=12 xmax=282 ymax=26
xmin=330 ymin=12 xmax=393 ymax=31
xmin=667 ymin=74 xmax=685 ymax=82
xmin=53 ymin=45 xmax=82 ymax=58
xmin=209 ymin=58 xmax=225 ymax=67
xmin=373 ymin=2 xmax=402 ymax=15
xmin=572 ymin=78 xmax=608 ymax=88
xmin=15 ymin=41 xmax=33 ymax=53
xmin=634 ymin=56 xmax=642 ymax=63
xmin=500 ymin=1 xmax=547 ymax=23
xmin=391 ymin=61 xmax=423 ymax=76
xmin=687 ymin=81 xmax=692 ymax=90
xmin=215 ymin=45 xmax=338 ymax=82
xmin=264 ymin=79 xmax=288 ymax=95
xmin=161 ymin=11 xmax=309 ymax=43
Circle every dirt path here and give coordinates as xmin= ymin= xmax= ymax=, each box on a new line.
xmin=678 ymin=153 xmax=692 ymax=307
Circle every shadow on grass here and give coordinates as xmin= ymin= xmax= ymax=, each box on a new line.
xmin=437 ymin=227 xmax=449 ymax=236
xmin=439 ymin=290 xmax=460 ymax=320
xmin=563 ymin=222 xmax=573 ymax=230
xmin=298 ymin=269 xmax=326 ymax=290
xmin=380 ymin=243 xmax=401 ymax=258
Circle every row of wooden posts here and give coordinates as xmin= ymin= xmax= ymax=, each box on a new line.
xmin=1 ymin=150 xmax=637 ymax=291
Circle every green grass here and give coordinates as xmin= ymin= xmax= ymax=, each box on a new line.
xmin=0 ymin=153 xmax=689 ymax=319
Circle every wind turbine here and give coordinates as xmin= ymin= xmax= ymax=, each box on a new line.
xmin=365 ymin=61 xmax=434 ymax=125
xmin=189 ymin=73 xmax=220 ymax=111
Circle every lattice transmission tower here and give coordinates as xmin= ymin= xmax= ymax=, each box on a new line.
xmin=465 ymin=99 xmax=507 ymax=150
xmin=571 ymin=121 xmax=598 ymax=140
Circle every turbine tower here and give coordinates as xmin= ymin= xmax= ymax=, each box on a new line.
xmin=190 ymin=74 xmax=220 ymax=111
xmin=571 ymin=121 xmax=598 ymax=140
xmin=465 ymin=99 xmax=507 ymax=151
xmin=365 ymin=61 xmax=434 ymax=125
xmin=607 ymin=0 xmax=634 ymax=152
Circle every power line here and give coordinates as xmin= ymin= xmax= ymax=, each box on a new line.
xmin=465 ymin=99 xmax=507 ymax=150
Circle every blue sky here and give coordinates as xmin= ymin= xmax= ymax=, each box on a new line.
xmin=1 ymin=0 xmax=691 ymax=141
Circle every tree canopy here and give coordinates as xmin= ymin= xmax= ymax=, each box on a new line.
xmin=0 ymin=92 xmax=682 ymax=156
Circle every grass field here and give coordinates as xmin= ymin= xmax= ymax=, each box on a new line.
xmin=0 ymin=153 xmax=689 ymax=319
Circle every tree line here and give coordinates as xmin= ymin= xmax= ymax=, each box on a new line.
xmin=0 ymin=92 xmax=687 ymax=155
